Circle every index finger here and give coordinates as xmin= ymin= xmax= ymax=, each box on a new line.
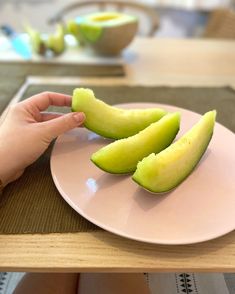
xmin=20 ymin=92 xmax=72 ymax=111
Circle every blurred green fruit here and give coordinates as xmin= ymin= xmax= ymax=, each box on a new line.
xmin=25 ymin=25 xmax=47 ymax=55
xmin=46 ymin=24 xmax=66 ymax=55
xmin=66 ymin=20 xmax=84 ymax=45
xmin=67 ymin=20 xmax=79 ymax=36
xmin=25 ymin=24 xmax=65 ymax=56
xmin=67 ymin=12 xmax=138 ymax=55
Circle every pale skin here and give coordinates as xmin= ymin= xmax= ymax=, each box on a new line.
xmin=13 ymin=273 xmax=150 ymax=294
xmin=0 ymin=92 xmax=85 ymax=187
xmin=0 ymin=92 xmax=150 ymax=294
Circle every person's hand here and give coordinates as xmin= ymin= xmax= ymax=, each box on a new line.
xmin=0 ymin=92 xmax=85 ymax=187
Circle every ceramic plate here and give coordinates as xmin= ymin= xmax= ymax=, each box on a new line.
xmin=50 ymin=103 xmax=235 ymax=245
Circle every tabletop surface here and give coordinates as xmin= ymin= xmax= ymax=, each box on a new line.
xmin=0 ymin=37 xmax=235 ymax=272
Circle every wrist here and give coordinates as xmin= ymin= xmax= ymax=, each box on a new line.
xmin=0 ymin=169 xmax=23 ymax=187
xmin=0 ymin=142 xmax=23 ymax=187
xmin=0 ymin=163 xmax=19 ymax=187
xmin=0 ymin=178 xmax=3 ymax=195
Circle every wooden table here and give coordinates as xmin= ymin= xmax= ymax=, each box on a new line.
xmin=0 ymin=37 xmax=235 ymax=272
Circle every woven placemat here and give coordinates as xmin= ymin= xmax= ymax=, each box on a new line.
xmin=0 ymin=62 xmax=125 ymax=114
xmin=0 ymin=62 xmax=125 ymax=79
xmin=0 ymin=84 xmax=235 ymax=234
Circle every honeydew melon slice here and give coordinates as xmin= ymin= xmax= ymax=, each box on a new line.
xmin=91 ymin=112 xmax=180 ymax=174
xmin=132 ymin=110 xmax=216 ymax=193
xmin=72 ymin=88 xmax=167 ymax=139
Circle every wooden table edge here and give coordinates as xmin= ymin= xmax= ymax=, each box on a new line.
xmin=0 ymin=231 xmax=235 ymax=272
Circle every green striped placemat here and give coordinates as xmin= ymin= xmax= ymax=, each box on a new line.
xmin=0 ymin=61 xmax=125 ymax=114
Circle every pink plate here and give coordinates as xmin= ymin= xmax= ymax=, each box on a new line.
xmin=50 ymin=103 xmax=235 ymax=245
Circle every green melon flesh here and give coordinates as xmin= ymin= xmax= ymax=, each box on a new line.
xmin=25 ymin=24 xmax=65 ymax=55
xmin=72 ymin=88 xmax=167 ymax=139
xmin=78 ymin=12 xmax=137 ymax=43
xmin=25 ymin=24 xmax=45 ymax=54
xmin=132 ymin=110 xmax=216 ymax=193
xmin=91 ymin=112 xmax=180 ymax=174
xmin=46 ymin=24 xmax=65 ymax=55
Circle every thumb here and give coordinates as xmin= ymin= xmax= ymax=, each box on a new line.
xmin=43 ymin=112 xmax=86 ymax=139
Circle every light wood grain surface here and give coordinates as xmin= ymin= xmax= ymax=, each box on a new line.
xmin=124 ymin=38 xmax=235 ymax=87
xmin=1 ymin=37 xmax=235 ymax=272
xmin=0 ymin=231 xmax=235 ymax=272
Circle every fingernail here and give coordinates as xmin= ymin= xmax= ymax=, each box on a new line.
xmin=73 ymin=112 xmax=85 ymax=123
